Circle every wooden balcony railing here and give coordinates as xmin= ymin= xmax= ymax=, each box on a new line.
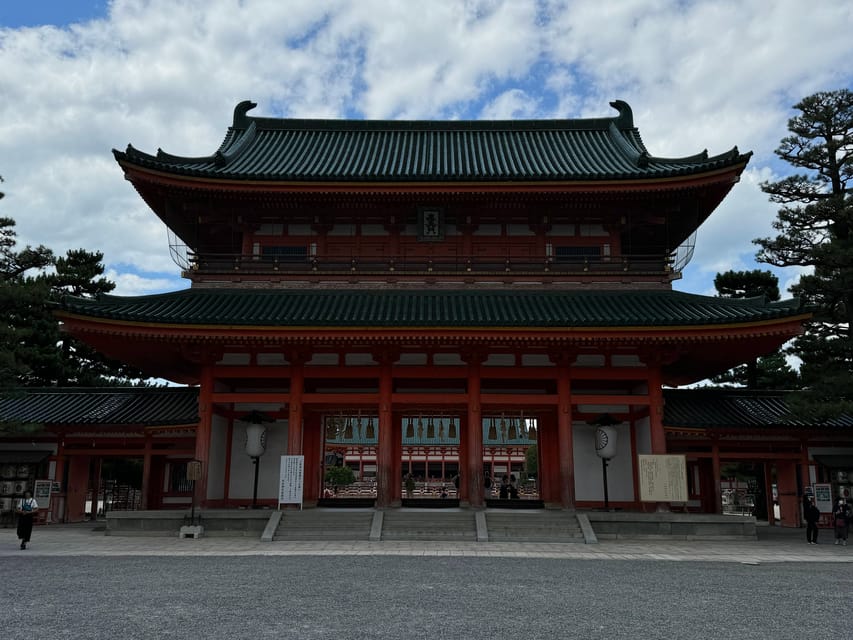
xmin=186 ymin=253 xmax=674 ymax=277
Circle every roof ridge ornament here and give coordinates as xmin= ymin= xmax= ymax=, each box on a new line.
xmin=609 ymin=100 xmax=634 ymax=129
xmin=233 ymin=100 xmax=258 ymax=129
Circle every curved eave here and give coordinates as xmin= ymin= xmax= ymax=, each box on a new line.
xmin=115 ymin=157 xmax=750 ymax=195
xmin=55 ymin=311 xmax=809 ymax=342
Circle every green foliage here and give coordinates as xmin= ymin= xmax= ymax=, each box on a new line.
xmin=713 ymin=269 xmax=780 ymax=301
xmin=753 ymin=89 xmax=853 ymax=417
xmin=524 ymin=444 xmax=538 ymax=477
xmin=324 ymin=465 xmax=355 ymax=487
xmin=0 ymin=204 xmax=146 ymax=387
xmin=0 ymin=216 xmax=55 ymax=390
xmin=711 ymin=270 xmax=799 ymax=389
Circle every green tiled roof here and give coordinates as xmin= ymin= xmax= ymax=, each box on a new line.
xmin=113 ymin=100 xmax=750 ymax=182
xmin=663 ymin=389 xmax=853 ymax=429
xmin=58 ymin=288 xmax=804 ymax=328
xmin=0 ymin=387 xmax=199 ymax=426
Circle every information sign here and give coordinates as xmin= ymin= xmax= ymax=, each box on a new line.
xmin=33 ymin=479 xmax=52 ymax=510
xmin=278 ymin=456 xmax=304 ymax=508
xmin=814 ymin=483 xmax=833 ymax=514
xmin=638 ymin=454 xmax=688 ymax=503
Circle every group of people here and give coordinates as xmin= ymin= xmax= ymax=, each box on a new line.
xmin=804 ymin=495 xmax=850 ymax=545
xmin=483 ymin=473 xmax=519 ymax=500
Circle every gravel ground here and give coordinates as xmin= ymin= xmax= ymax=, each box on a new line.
xmin=2 ymin=555 xmax=849 ymax=639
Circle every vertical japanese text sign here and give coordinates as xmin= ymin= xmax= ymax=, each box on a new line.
xmin=278 ymin=455 xmax=304 ymax=508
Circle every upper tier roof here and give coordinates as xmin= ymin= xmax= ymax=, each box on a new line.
xmin=113 ymin=100 xmax=751 ymax=183
xmin=57 ymin=288 xmax=803 ymax=328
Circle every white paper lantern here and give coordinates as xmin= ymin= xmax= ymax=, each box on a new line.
xmin=244 ymin=423 xmax=267 ymax=457
xmin=594 ymin=425 xmax=618 ymax=459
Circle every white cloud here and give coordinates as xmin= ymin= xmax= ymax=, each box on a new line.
xmin=0 ymin=0 xmax=850 ymax=296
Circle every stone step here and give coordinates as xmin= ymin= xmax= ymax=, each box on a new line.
xmin=381 ymin=510 xmax=477 ymax=541
xmin=273 ymin=510 xmax=374 ymax=541
xmin=485 ymin=511 xmax=583 ymax=542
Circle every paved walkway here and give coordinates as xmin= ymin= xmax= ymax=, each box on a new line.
xmin=2 ymin=522 xmax=851 ymax=562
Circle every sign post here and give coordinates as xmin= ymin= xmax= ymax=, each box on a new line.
xmin=278 ymin=456 xmax=304 ymax=509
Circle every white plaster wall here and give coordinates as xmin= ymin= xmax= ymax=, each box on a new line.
xmin=573 ymin=422 xmax=635 ymax=502
xmin=634 ymin=415 xmax=652 ymax=455
xmin=206 ymin=414 xmax=228 ymax=500
xmin=228 ymin=420 xmax=289 ymax=500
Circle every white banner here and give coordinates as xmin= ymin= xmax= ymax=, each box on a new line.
xmin=278 ymin=456 xmax=304 ymax=507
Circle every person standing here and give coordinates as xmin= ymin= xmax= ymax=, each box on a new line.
xmin=499 ymin=475 xmax=510 ymax=499
xmin=483 ymin=472 xmax=493 ymax=499
xmin=15 ymin=490 xmax=38 ymax=550
xmin=804 ymin=497 xmax=821 ymax=544
xmin=832 ymin=498 xmax=850 ymax=546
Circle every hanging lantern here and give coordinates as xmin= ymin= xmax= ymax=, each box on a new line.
xmin=343 ymin=416 xmax=353 ymax=440
xmin=245 ymin=422 xmax=267 ymax=457
xmin=365 ymin=417 xmax=375 ymax=440
xmin=427 ymin=417 xmax=435 ymax=439
xmin=527 ymin=423 xmax=537 ymax=441
xmin=591 ymin=414 xmax=620 ymax=460
xmin=500 ymin=414 xmax=508 ymax=441
xmin=417 ymin=416 xmax=424 ymax=439
xmin=448 ymin=419 xmax=457 ymax=440
xmin=487 ymin=417 xmax=497 ymax=441
xmin=405 ymin=416 xmax=414 ymax=439
xmin=438 ymin=418 xmax=445 ymax=441
xmin=240 ymin=410 xmax=272 ymax=458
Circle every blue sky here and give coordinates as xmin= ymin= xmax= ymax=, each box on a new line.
xmin=0 ymin=0 xmax=851 ymax=299
xmin=0 ymin=1 xmax=108 ymax=28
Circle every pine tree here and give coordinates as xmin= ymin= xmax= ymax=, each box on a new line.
xmin=754 ymin=89 xmax=853 ymax=418
xmin=710 ymin=269 xmax=798 ymax=389
xmin=0 ymin=211 xmax=54 ymax=389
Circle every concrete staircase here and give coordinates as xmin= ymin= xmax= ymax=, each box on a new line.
xmin=485 ymin=509 xmax=584 ymax=542
xmin=273 ymin=509 xmax=374 ymax=541
xmin=381 ymin=509 xmax=477 ymax=542
xmin=270 ymin=507 xmax=584 ymax=543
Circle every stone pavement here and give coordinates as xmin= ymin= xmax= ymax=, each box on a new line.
xmin=2 ymin=521 xmax=851 ymax=562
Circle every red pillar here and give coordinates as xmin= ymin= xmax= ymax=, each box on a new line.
xmin=194 ymin=365 xmax=214 ymax=507
xmin=288 ymin=358 xmax=305 ymax=456
xmin=647 ymin=366 xmax=667 ymax=454
xmin=391 ymin=411 xmax=403 ymax=506
xmin=556 ymin=361 xmax=575 ymax=510
xmin=465 ymin=355 xmax=484 ymax=508
xmin=65 ymin=456 xmax=91 ymax=522
xmin=537 ymin=412 xmax=560 ymax=505
xmin=140 ymin=433 xmax=152 ymax=509
xmin=302 ymin=412 xmax=322 ymax=506
xmin=711 ymin=439 xmax=722 ymax=514
xmin=457 ymin=414 xmax=469 ymax=502
xmin=376 ymin=356 xmax=395 ymax=508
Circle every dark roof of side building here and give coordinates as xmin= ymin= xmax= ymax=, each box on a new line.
xmin=113 ymin=100 xmax=751 ymax=183
xmin=662 ymin=388 xmax=853 ymax=429
xmin=0 ymin=387 xmax=198 ymax=426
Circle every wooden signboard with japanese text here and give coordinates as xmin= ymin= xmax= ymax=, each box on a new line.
xmin=638 ymin=454 xmax=688 ymax=503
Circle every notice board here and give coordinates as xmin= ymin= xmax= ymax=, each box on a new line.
xmin=33 ymin=479 xmax=52 ymax=510
xmin=638 ymin=454 xmax=688 ymax=503
xmin=278 ymin=456 xmax=304 ymax=508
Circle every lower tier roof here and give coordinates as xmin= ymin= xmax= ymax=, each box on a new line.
xmin=57 ymin=288 xmax=804 ymax=328
xmin=2 ymin=387 xmax=849 ymax=431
